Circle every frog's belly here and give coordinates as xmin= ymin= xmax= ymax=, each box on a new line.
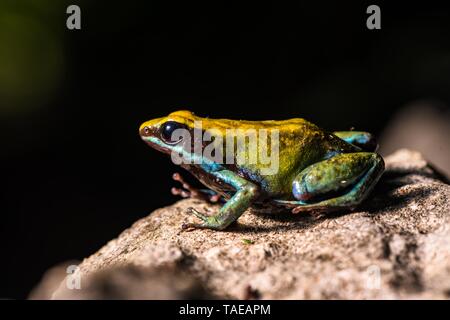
xmin=250 ymin=200 xmax=293 ymax=214
xmin=183 ymin=164 xmax=235 ymax=197
xmin=184 ymin=165 xmax=295 ymax=213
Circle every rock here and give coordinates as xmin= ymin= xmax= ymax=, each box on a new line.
xmin=37 ymin=149 xmax=449 ymax=299
xmin=50 ymin=265 xmax=210 ymax=299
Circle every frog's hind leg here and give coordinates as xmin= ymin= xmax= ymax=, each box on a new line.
xmin=276 ymin=152 xmax=384 ymax=214
xmin=333 ymin=131 xmax=378 ymax=151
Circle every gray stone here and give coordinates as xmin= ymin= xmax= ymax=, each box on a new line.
xmin=35 ymin=149 xmax=449 ymax=299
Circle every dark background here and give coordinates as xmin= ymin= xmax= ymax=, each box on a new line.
xmin=1 ymin=1 xmax=449 ymax=298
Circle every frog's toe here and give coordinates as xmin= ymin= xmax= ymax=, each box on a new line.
xmin=187 ymin=207 xmax=210 ymax=222
xmin=181 ymin=209 xmax=209 ymax=230
xmin=184 ymin=208 xmax=228 ymax=230
xmin=181 ymin=222 xmax=207 ymax=230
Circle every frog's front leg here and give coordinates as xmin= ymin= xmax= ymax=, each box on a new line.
xmin=183 ymin=170 xmax=259 ymax=230
xmin=277 ymin=152 xmax=384 ymax=213
xmin=333 ymin=131 xmax=378 ymax=151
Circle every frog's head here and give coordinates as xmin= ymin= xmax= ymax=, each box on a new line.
xmin=140 ymin=110 xmax=281 ymax=175
xmin=139 ymin=110 xmax=199 ymax=156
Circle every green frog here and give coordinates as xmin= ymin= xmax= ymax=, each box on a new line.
xmin=139 ymin=110 xmax=384 ymax=230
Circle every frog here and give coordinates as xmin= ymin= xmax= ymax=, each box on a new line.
xmin=139 ymin=110 xmax=384 ymax=230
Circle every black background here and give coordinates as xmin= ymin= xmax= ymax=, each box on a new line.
xmin=1 ymin=1 xmax=449 ymax=298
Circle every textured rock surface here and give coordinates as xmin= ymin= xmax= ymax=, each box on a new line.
xmin=37 ymin=149 xmax=449 ymax=299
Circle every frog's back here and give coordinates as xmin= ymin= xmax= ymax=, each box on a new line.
xmin=167 ymin=111 xmax=356 ymax=198
xmin=197 ymin=116 xmax=316 ymax=132
xmin=168 ymin=110 xmax=317 ymax=132
xmin=228 ymin=117 xmax=356 ymax=198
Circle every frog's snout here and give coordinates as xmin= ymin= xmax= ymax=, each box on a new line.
xmin=139 ymin=124 xmax=151 ymax=138
xmin=139 ymin=120 xmax=160 ymax=139
xmin=139 ymin=117 xmax=167 ymax=138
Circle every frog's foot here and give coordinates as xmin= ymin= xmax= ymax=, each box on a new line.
xmin=279 ymin=152 xmax=384 ymax=214
xmin=182 ymin=207 xmax=227 ymax=230
xmin=171 ymin=172 xmax=221 ymax=203
xmin=291 ymin=204 xmax=348 ymax=215
xmin=293 ymin=208 xmax=328 ymax=219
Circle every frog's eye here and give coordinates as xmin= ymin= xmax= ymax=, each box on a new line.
xmin=160 ymin=121 xmax=187 ymax=143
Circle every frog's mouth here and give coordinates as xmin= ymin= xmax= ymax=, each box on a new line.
xmin=141 ymin=135 xmax=173 ymax=155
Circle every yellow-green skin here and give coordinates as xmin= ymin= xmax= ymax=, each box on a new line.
xmin=140 ymin=110 xmax=384 ymax=230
